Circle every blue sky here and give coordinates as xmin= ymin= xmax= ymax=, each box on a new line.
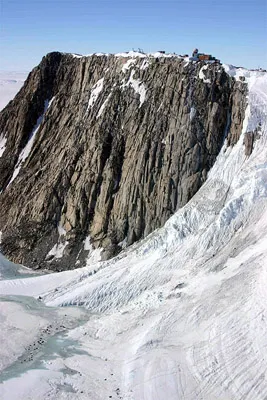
xmin=1 ymin=0 xmax=266 ymax=71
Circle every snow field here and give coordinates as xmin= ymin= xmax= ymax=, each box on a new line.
xmin=0 ymin=71 xmax=27 ymax=111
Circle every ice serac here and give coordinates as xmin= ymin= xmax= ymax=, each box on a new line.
xmin=0 ymin=52 xmax=247 ymax=269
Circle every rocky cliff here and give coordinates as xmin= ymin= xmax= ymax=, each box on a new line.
xmin=0 ymin=52 xmax=248 ymax=270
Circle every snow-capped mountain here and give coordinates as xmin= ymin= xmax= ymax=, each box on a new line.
xmin=0 ymin=54 xmax=266 ymax=399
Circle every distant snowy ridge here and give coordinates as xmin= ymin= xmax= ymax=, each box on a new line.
xmin=71 ymin=50 xmax=179 ymax=59
xmin=0 ymin=71 xmax=28 ymax=111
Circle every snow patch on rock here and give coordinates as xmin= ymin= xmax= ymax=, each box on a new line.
xmin=199 ymin=65 xmax=211 ymax=83
xmin=47 ymin=242 xmax=69 ymax=260
xmin=84 ymin=235 xmax=92 ymax=252
xmin=7 ymin=98 xmax=53 ymax=187
xmin=46 ymin=224 xmax=68 ymax=260
xmin=97 ymin=93 xmax=112 ymax=118
xmin=121 ymin=70 xmax=147 ymax=107
xmin=83 ymin=235 xmax=102 ymax=266
xmin=122 ymin=59 xmax=137 ymax=73
xmin=86 ymin=78 xmax=104 ymax=112
xmin=0 ymin=134 xmax=7 ymax=158
xmin=190 ymin=107 xmax=196 ymax=121
xmin=140 ymin=59 xmax=150 ymax=70
xmin=58 ymin=224 xmax=66 ymax=237
xmin=118 ymin=237 xmax=127 ymax=249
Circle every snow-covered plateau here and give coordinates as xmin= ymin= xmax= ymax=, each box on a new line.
xmin=0 ymin=65 xmax=267 ymax=399
xmin=0 ymin=72 xmax=28 ymax=111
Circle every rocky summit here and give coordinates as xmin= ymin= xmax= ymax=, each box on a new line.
xmin=0 ymin=52 xmax=248 ymax=270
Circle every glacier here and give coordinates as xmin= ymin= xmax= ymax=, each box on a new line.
xmin=0 ymin=66 xmax=267 ymax=399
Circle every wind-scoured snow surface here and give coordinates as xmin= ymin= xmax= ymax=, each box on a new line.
xmin=0 ymin=67 xmax=267 ymax=400
xmin=0 ymin=72 xmax=27 ymax=111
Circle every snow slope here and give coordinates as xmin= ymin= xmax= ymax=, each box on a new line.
xmin=0 ymin=67 xmax=267 ymax=400
xmin=0 ymin=72 xmax=28 ymax=111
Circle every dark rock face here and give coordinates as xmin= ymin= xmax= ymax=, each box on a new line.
xmin=0 ymin=53 xmax=247 ymax=269
xmin=243 ymin=126 xmax=261 ymax=156
xmin=227 ymin=80 xmax=248 ymax=147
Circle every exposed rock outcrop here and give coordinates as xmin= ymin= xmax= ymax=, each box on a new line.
xmin=0 ymin=52 xmax=247 ymax=269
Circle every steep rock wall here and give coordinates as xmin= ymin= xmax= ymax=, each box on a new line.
xmin=0 ymin=52 xmax=247 ymax=269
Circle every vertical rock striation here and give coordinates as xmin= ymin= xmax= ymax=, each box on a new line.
xmin=0 ymin=52 xmax=247 ymax=269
